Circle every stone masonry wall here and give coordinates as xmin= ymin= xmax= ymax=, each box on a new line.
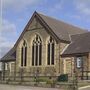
xmin=15 ymin=17 xmax=67 ymax=77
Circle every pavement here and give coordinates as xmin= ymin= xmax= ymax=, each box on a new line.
xmin=79 ymin=85 xmax=90 ymax=90
xmin=0 ymin=84 xmax=90 ymax=90
xmin=0 ymin=84 xmax=63 ymax=90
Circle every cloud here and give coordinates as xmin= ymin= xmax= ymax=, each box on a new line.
xmin=53 ymin=2 xmax=62 ymax=10
xmin=48 ymin=0 xmax=63 ymax=13
xmin=74 ymin=0 xmax=90 ymax=15
xmin=1 ymin=19 xmax=17 ymax=36
xmin=0 ymin=19 xmax=17 ymax=58
xmin=2 ymin=0 xmax=41 ymax=11
xmin=0 ymin=38 xmax=13 ymax=58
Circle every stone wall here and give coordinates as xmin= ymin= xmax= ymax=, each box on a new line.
xmin=1 ymin=16 xmax=68 ymax=79
xmin=15 ymin=17 xmax=68 ymax=77
xmin=74 ymin=55 xmax=90 ymax=80
xmin=63 ymin=57 xmax=74 ymax=77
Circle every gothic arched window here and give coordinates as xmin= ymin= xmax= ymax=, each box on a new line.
xmin=21 ymin=40 xmax=27 ymax=67
xmin=32 ymin=35 xmax=42 ymax=66
xmin=47 ymin=37 xmax=55 ymax=65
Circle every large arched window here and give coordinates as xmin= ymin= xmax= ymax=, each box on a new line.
xmin=21 ymin=40 xmax=27 ymax=67
xmin=32 ymin=35 xmax=42 ymax=66
xmin=47 ymin=36 xmax=55 ymax=65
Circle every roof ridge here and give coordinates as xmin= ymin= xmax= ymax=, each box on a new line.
xmin=37 ymin=12 xmax=88 ymax=32
xmin=71 ymin=31 xmax=90 ymax=37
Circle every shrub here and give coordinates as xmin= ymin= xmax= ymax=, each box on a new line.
xmin=58 ymin=74 xmax=68 ymax=82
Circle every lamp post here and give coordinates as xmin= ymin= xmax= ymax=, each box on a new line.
xmin=72 ymin=70 xmax=78 ymax=90
xmin=72 ymin=57 xmax=78 ymax=90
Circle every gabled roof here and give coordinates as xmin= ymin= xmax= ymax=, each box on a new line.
xmin=0 ymin=47 xmax=16 ymax=62
xmin=38 ymin=13 xmax=87 ymax=42
xmin=0 ymin=11 xmax=88 ymax=61
xmin=14 ymin=11 xmax=88 ymax=47
xmin=61 ymin=32 xmax=90 ymax=57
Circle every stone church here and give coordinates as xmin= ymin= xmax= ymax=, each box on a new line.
xmin=0 ymin=11 xmax=90 ymax=81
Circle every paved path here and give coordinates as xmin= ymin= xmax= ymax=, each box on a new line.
xmin=79 ymin=85 xmax=90 ymax=90
xmin=0 ymin=84 xmax=90 ymax=90
xmin=0 ymin=84 xmax=63 ymax=90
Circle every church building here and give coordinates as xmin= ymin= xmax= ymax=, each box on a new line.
xmin=0 ymin=11 xmax=90 ymax=81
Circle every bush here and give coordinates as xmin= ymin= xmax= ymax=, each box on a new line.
xmin=34 ymin=77 xmax=49 ymax=82
xmin=58 ymin=74 xmax=68 ymax=82
xmin=46 ymin=80 xmax=52 ymax=84
xmin=37 ymin=77 xmax=48 ymax=82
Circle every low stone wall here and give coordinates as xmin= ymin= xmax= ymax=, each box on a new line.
xmin=0 ymin=75 xmax=85 ymax=90
xmin=0 ymin=79 xmax=79 ymax=90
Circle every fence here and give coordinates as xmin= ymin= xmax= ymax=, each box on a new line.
xmin=80 ymin=71 xmax=90 ymax=80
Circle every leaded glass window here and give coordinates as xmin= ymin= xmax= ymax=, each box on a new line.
xmin=32 ymin=35 xmax=42 ymax=66
xmin=21 ymin=40 xmax=27 ymax=67
xmin=47 ymin=37 xmax=55 ymax=65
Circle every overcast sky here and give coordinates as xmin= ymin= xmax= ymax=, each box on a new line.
xmin=0 ymin=0 xmax=90 ymax=58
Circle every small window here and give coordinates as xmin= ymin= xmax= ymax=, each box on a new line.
xmin=76 ymin=57 xmax=82 ymax=68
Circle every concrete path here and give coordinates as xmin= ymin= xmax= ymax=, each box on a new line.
xmin=0 ymin=84 xmax=90 ymax=90
xmin=79 ymin=85 xmax=90 ymax=90
xmin=0 ymin=84 xmax=63 ymax=90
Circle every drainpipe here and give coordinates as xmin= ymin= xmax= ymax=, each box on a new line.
xmin=59 ymin=43 xmax=60 ymax=74
xmin=73 ymin=57 xmax=78 ymax=90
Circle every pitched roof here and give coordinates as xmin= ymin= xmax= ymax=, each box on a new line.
xmin=0 ymin=47 xmax=16 ymax=62
xmin=14 ymin=11 xmax=88 ymax=47
xmin=38 ymin=13 xmax=88 ymax=42
xmin=0 ymin=11 xmax=88 ymax=61
xmin=61 ymin=32 xmax=90 ymax=57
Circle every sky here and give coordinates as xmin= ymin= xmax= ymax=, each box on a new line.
xmin=0 ymin=0 xmax=90 ymax=58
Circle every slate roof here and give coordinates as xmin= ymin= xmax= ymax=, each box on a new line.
xmin=39 ymin=13 xmax=87 ymax=42
xmin=14 ymin=11 xmax=88 ymax=47
xmin=61 ymin=32 xmax=90 ymax=57
xmin=0 ymin=11 xmax=89 ymax=61
xmin=0 ymin=47 xmax=16 ymax=62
